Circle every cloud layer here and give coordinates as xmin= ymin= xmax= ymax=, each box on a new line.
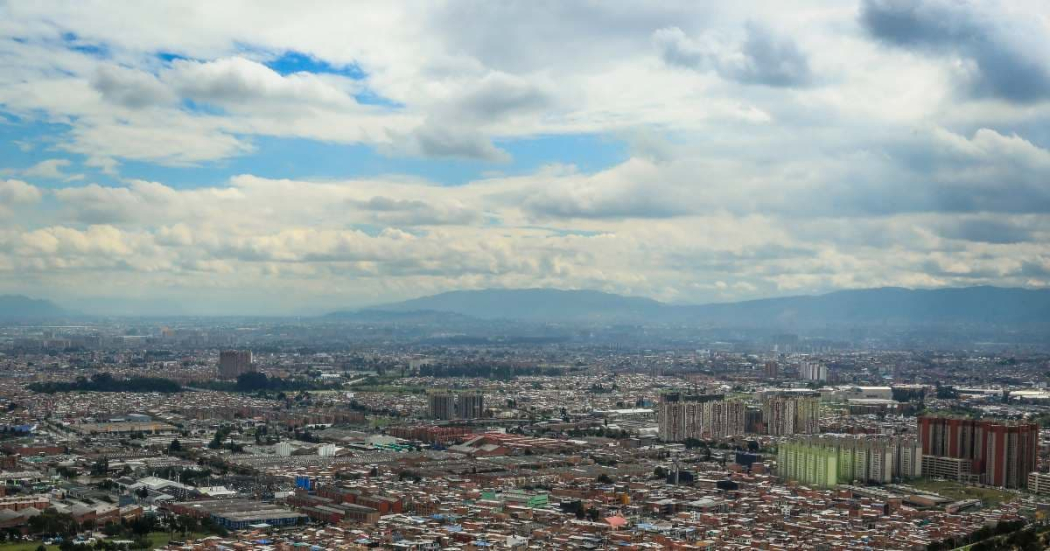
xmin=0 ymin=1 xmax=1049 ymax=314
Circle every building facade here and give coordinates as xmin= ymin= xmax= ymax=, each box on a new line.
xmin=762 ymin=392 xmax=821 ymax=436
xmin=658 ymin=393 xmax=745 ymax=441
xmin=918 ymin=415 xmax=1038 ymax=488
xmin=456 ymin=391 xmax=484 ymax=419
xmin=778 ymin=435 xmax=922 ymax=488
xmin=427 ymin=391 xmax=485 ymax=420
xmin=427 ymin=391 xmax=456 ymax=420
xmin=1027 ymin=472 xmax=1050 ymax=495
xmin=800 ymin=362 xmax=828 ymax=382
xmin=218 ymin=350 xmax=253 ymax=379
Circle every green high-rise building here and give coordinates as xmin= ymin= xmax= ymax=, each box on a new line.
xmin=777 ymin=435 xmax=920 ymax=488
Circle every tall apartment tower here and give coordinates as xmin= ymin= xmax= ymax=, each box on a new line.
xmin=800 ymin=361 xmax=827 ymax=382
xmin=795 ymin=394 xmax=821 ymax=434
xmin=428 ymin=391 xmax=457 ymax=420
xmin=778 ymin=435 xmax=922 ymax=488
xmin=918 ymin=415 xmax=1039 ymax=488
xmin=763 ymin=395 xmax=796 ymax=436
xmin=763 ymin=392 xmax=821 ymax=436
xmin=763 ymin=361 xmax=779 ymax=379
xmin=703 ymin=399 xmax=746 ymax=438
xmin=658 ymin=393 xmax=744 ymax=441
xmin=659 ymin=393 xmax=709 ymax=441
xmin=456 ymin=391 xmax=485 ymax=419
xmin=218 ymin=350 xmax=253 ymax=379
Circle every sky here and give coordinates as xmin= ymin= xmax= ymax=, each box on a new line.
xmin=1 ymin=1 xmax=1050 ymax=315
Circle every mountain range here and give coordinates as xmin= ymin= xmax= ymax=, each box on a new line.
xmin=0 ymin=295 xmax=68 ymax=319
xmin=333 ymin=286 xmax=1050 ymax=327
xmin=5 ymin=286 xmax=1050 ymax=326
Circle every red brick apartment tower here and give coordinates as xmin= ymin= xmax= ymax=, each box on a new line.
xmin=919 ymin=415 xmax=1039 ymax=488
xmin=918 ymin=416 xmax=983 ymax=464
xmin=981 ymin=421 xmax=1039 ymax=489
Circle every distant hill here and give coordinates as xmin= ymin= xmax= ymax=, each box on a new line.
xmin=323 ymin=308 xmax=483 ymax=324
xmin=677 ymin=286 xmax=1050 ymax=326
xmin=333 ymin=286 xmax=1050 ymax=326
xmin=0 ymin=295 xmax=68 ymax=319
xmin=365 ymin=288 xmax=665 ymax=322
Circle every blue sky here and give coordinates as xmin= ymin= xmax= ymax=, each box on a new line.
xmin=1 ymin=1 xmax=1049 ymax=315
xmin=1 ymin=119 xmax=628 ymax=190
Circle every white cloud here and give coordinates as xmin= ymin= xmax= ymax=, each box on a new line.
xmin=1 ymin=2 xmax=1049 ymax=311
xmin=164 ymin=56 xmax=362 ymax=109
xmin=21 ymin=159 xmax=84 ymax=182
xmin=0 ymin=153 xmax=1034 ymax=312
xmin=0 ymin=179 xmax=43 ymax=206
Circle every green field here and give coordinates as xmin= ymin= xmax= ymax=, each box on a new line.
xmin=0 ymin=543 xmax=56 ymax=551
xmin=0 ymin=531 xmax=209 ymax=551
xmin=908 ymin=479 xmax=1017 ymax=507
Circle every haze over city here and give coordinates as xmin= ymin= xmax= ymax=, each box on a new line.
xmin=2 ymin=1 xmax=1049 ymax=315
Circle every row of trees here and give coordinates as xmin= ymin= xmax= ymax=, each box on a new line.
xmin=195 ymin=372 xmax=336 ymax=393
xmin=25 ymin=508 xmax=230 ymax=550
xmin=417 ymin=364 xmax=570 ymax=379
xmin=28 ymin=373 xmax=182 ymax=394
xmin=927 ymin=519 xmax=1035 ymax=551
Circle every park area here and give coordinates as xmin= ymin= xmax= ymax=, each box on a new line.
xmin=907 ymin=479 xmax=1017 ymax=508
xmin=0 ymin=531 xmax=208 ymax=551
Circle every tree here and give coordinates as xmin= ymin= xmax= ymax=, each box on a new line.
xmin=28 ymin=509 xmax=77 ymax=537
xmin=209 ymin=426 xmax=232 ymax=449
xmin=168 ymin=438 xmax=182 ymax=453
xmin=683 ymin=437 xmax=703 ymax=449
xmin=129 ymin=515 xmax=157 ymax=536
xmin=236 ymin=372 xmax=269 ymax=392
xmin=90 ymin=456 xmax=109 ymax=476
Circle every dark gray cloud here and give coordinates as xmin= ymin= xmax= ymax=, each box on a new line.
xmin=1019 ymin=260 xmax=1050 ymax=278
xmin=384 ymin=123 xmax=510 ymax=162
xmin=451 ymin=73 xmax=553 ymax=122
xmin=665 ymin=244 xmax=818 ymax=273
xmin=91 ymin=65 xmax=177 ymax=109
xmin=521 ymin=184 xmax=692 ymax=220
xmin=860 ymin=0 xmax=1050 ymax=103
xmin=734 ymin=23 xmax=813 ymax=87
xmin=348 ymin=196 xmax=483 ymax=225
xmin=655 ymin=24 xmax=812 ymax=87
xmin=778 ymin=128 xmax=1050 ymax=218
xmin=411 ymin=124 xmax=509 ymax=162
xmin=936 ymin=219 xmax=1033 ymax=244
xmin=434 ymin=2 xmax=706 ymax=73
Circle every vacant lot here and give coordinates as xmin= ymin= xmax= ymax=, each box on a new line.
xmin=908 ymin=479 xmax=1016 ymax=507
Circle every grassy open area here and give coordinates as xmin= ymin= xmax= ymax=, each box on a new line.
xmin=352 ymin=384 xmax=426 ymax=394
xmin=908 ymin=479 xmax=1017 ymax=507
xmin=0 ymin=531 xmax=210 ymax=551
xmin=0 ymin=543 xmax=57 ymax=551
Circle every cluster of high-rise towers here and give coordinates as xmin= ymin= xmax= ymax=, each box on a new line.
xmin=657 ymin=390 xmax=821 ymax=441
xmin=427 ymin=390 xmax=485 ymax=420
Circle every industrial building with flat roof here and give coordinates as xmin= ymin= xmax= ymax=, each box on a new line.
xmin=167 ymin=499 xmax=306 ymax=530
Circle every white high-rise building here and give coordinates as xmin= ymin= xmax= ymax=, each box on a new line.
xmin=800 ymin=361 xmax=828 ymax=382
